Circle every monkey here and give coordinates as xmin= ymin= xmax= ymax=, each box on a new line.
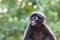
xmin=23 ymin=12 xmax=56 ymax=40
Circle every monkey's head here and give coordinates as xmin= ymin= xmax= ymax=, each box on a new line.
xmin=30 ymin=12 xmax=46 ymax=26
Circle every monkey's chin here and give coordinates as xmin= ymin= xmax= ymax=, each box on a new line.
xmin=32 ymin=23 xmax=36 ymax=26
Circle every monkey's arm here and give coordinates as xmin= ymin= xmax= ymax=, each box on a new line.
xmin=23 ymin=25 xmax=31 ymax=40
xmin=42 ymin=24 xmax=56 ymax=40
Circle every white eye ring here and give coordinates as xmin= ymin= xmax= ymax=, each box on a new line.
xmin=36 ymin=16 xmax=38 ymax=20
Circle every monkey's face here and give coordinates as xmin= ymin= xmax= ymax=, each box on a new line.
xmin=30 ymin=16 xmax=38 ymax=25
xmin=30 ymin=12 xmax=45 ymax=26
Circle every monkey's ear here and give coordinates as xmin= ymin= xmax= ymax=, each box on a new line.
xmin=43 ymin=19 xmax=46 ymax=24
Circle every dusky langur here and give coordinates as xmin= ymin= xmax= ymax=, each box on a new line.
xmin=23 ymin=12 xmax=56 ymax=40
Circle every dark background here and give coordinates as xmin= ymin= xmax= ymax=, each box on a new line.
xmin=0 ymin=0 xmax=60 ymax=40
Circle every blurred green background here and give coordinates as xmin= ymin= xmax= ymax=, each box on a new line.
xmin=0 ymin=0 xmax=60 ymax=40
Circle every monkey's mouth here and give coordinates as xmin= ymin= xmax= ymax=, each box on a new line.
xmin=31 ymin=21 xmax=36 ymax=26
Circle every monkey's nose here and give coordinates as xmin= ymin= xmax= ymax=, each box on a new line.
xmin=31 ymin=21 xmax=36 ymax=25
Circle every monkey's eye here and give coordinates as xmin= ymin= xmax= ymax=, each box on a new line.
xmin=31 ymin=16 xmax=38 ymax=21
xmin=35 ymin=16 xmax=38 ymax=20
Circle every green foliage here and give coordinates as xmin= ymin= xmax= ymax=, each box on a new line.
xmin=0 ymin=0 xmax=60 ymax=40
